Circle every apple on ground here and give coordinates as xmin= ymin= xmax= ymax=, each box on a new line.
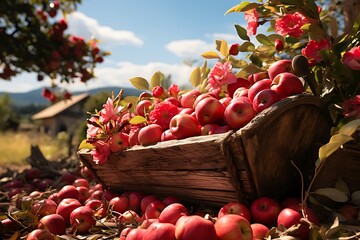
xmin=140 ymin=218 xmax=160 ymax=229
xmin=119 ymin=210 xmax=141 ymax=225
xmin=60 ymin=172 xmax=77 ymax=185
xmin=138 ymin=124 xmax=163 ymax=146
xmin=247 ymin=78 xmax=272 ymax=102
xmin=252 ymin=89 xmax=281 ymax=113
xmin=251 ymin=223 xmax=269 ymax=240
xmin=24 ymin=167 xmax=41 ymax=181
xmin=102 ymin=189 xmax=118 ymax=201
xmin=145 ymin=222 xmax=176 ymax=240
xmin=218 ymin=201 xmax=251 ymax=222
xmin=159 ymin=203 xmax=189 ymax=225
xmin=145 ymin=199 xmax=167 ymax=219
xmin=57 ymin=185 xmax=79 ymax=200
xmin=195 ymin=97 xmax=225 ymax=125
xmin=56 ymin=198 xmax=82 ymax=226
xmin=119 ymin=227 xmax=133 ymax=240
xmin=267 ymin=59 xmax=293 ymax=80
xmin=76 ymin=186 xmax=90 ymax=203
xmin=109 ymin=195 xmax=129 ymax=214
xmin=125 ymin=228 xmax=147 ymax=240
xmin=26 ymin=229 xmax=55 ymax=240
xmin=128 ymin=191 xmax=146 ymax=213
xmin=72 ymin=178 xmax=90 ymax=189
xmin=271 ymin=72 xmax=304 ymax=98
xmin=85 ymin=199 xmax=108 ymax=219
xmin=169 ymin=113 xmax=200 ymax=139
xmin=339 ymin=204 xmax=359 ymax=221
xmin=162 ymin=195 xmax=181 ymax=205
xmin=38 ymin=213 xmax=66 ymax=235
xmin=175 ymin=215 xmax=218 ymax=240
xmin=31 ymin=199 xmax=58 ymax=218
xmin=224 ymin=97 xmax=255 ymax=130
xmin=214 ymin=214 xmax=253 ymax=240
xmin=1 ymin=218 xmax=21 ymax=232
xmin=141 ymin=195 xmax=159 ymax=213
xmin=70 ymin=206 xmax=96 ymax=234
xmin=250 ymin=197 xmax=281 ymax=227
xmin=219 ymin=96 xmax=232 ymax=107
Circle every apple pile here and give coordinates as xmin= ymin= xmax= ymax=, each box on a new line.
xmin=100 ymin=58 xmax=306 ymax=152
xmin=4 ymin=165 xmax=356 ymax=240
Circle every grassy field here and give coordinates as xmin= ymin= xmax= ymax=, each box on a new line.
xmin=0 ymin=130 xmax=71 ymax=166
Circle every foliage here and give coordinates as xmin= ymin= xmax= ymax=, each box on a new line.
xmin=0 ymin=94 xmax=19 ymax=131
xmin=0 ymin=0 xmax=109 ymax=96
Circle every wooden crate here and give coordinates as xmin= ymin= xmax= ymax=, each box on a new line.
xmin=78 ymin=94 xmax=333 ymax=207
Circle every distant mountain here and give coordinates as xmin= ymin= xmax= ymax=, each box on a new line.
xmin=0 ymin=86 xmax=143 ymax=107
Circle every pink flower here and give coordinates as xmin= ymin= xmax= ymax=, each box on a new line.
xmin=207 ymin=62 xmax=237 ymax=93
xmin=342 ymin=95 xmax=360 ymax=118
xmin=99 ymin=97 xmax=122 ymax=124
xmin=91 ymin=140 xmax=110 ymax=164
xmin=301 ymin=39 xmax=331 ymax=63
xmin=168 ymin=84 xmax=180 ymax=97
xmin=245 ymin=8 xmax=259 ymax=36
xmin=149 ymin=101 xmax=180 ymax=130
xmin=343 ymin=46 xmax=360 ymax=70
xmin=86 ymin=116 xmax=101 ymax=138
xmin=275 ymin=12 xmax=310 ymax=38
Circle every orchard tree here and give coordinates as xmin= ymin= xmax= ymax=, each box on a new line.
xmin=0 ymin=0 xmax=109 ymax=99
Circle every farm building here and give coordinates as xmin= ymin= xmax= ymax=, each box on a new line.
xmin=31 ymin=93 xmax=89 ymax=138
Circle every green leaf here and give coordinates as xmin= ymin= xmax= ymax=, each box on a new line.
xmin=201 ymin=51 xmax=220 ymax=59
xmin=150 ymin=71 xmax=163 ymax=89
xmin=129 ymin=77 xmax=149 ymax=90
xmin=335 ymin=178 xmax=350 ymax=196
xmin=339 ymin=119 xmax=360 ymax=136
xmin=249 ymin=55 xmax=263 ymax=67
xmin=239 ymin=42 xmax=255 ymax=52
xmin=311 ymin=188 xmax=349 ymax=203
xmin=220 ymin=39 xmax=229 ymax=58
xmin=234 ymin=24 xmax=250 ymax=41
xmin=190 ymin=67 xmax=201 ymax=87
xmin=78 ymin=139 xmax=95 ymax=150
xmin=318 ymin=135 xmax=352 ymax=161
xmin=234 ymin=2 xmax=261 ymax=12
xmin=351 ymin=191 xmax=360 ymax=205
xmin=200 ymin=60 xmax=208 ymax=75
xmin=229 ymin=56 xmax=248 ymax=68
xmin=256 ymin=34 xmax=273 ymax=46
xmin=267 ymin=34 xmax=284 ymax=44
xmin=129 ymin=116 xmax=147 ymax=125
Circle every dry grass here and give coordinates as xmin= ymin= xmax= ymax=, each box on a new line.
xmin=0 ymin=130 xmax=69 ymax=166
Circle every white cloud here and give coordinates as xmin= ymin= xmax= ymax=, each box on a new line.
xmin=206 ymin=33 xmax=239 ymax=43
xmin=165 ymin=39 xmax=214 ymax=59
xmin=66 ymin=12 xmax=143 ymax=46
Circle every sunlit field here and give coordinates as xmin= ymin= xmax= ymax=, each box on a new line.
xmin=0 ymin=130 xmax=70 ymax=166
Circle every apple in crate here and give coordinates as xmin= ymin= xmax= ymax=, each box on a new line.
xmin=247 ymin=78 xmax=272 ymax=102
xmin=224 ymin=97 xmax=255 ymax=130
xmin=215 ymin=214 xmax=253 ymax=240
xmin=70 ymin=206 xmax=96 ymax=234
xmin=218 ymin=202 xmax=251 ymax=222
xmin=271 ymin=72 xmax=304 ymax=98
xmin=175 ymin=215 xmax=218 ymax=240
xmin=170 ymin=113 xmax=200 ymax=139
xmin=227 ymin=77 xmax=250 ymax=98
xmin=250 ymin=197 xmax=281 ymax=227
xmin=252 ymin=89 xmax=281 ymax=113
xmin=251 ymin=223 xmax=269 ymax=239
xmin=195 ymin=97 xmax=225 ymax=125
xmin=179 ymin=89 xmax=201 ymax=109
xmin=138 ymin=124 xmax=163 ymax=146
xmin=267 ymin=59 xmax=293 ymax=80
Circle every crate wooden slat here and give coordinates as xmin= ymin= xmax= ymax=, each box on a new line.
xmin=78 ymin=94 xmax=333 ymax=207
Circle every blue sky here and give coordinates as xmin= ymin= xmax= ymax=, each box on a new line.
xmin=1 ymin=0 xmax=246 ymax=93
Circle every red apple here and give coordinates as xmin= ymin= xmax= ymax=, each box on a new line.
xmin=281 ymin=197 xmax=302 ymax=210
xmin=271 ymin=72 xmax=304 ymax=98
xmin=70 ymin=206 xmax=96 ymax=234
xmin=248 ymin=71 xmax=269 ymax=84
xmin=247 ymin=78 xmax=272 ymax=102
xmin=72 ymin=178 xmax=90 ymax=189
xmin=138 ymin=124 xmax=163 ymax=146
xmin=90 ymin=189 xmax=104 ymax=200
xmin=200 ymin=123 xmax=221 ymax=135
xmin=146 ymin=222 xmax=176 ymax=240
xmin=250 ymin=197 xmax=281 ymax=227
xmin=38 ymin=213 xmax=66 ymax=235
xmin=233 ymin=87 xmax=249 ymax=98
xmin=193 ymin=92 xmax=218 ymax=108
xmin=251 ymin=223 xmax=269 ymax=240
xmin=109 ymin=195 xmax=129 ymax=214
xmin=126 ymin=228 xmax=147 ymax=240
xmin=267 ymin=59 xmax=293 ymax=80
xmin=109 ymin=132 xmax=130 ymax=153
xmin=179 ymin=89 xmax=201 ymax=109
xmin=195 ymin=97 xmax=225 ymax=125
xmin=80 ymin=166 xmax=95 ymax=180
xmin=252 ymin=89 xmax=281 ymax=113
xmin=175 ymin=215 xmax=218 ymax=240
xmin=227 ymin=78 xmax=251 ymax=98
xmin=128 ymin=191 xmax=145 ymax=213
xmin=102 ymin=189 xmax=118 ymax=201
xmin=224 ymin=97 xmax=255 ymax=130
xmin=56 ymin=198 xmax=82 ymax=226
xmin=159 ymin=203 xmax=189 ymax=225
xmin=76 ymin=186 xmax=90 ymax=203
xmin=25 ymin=229 xmax=55 ymax=240
xmin=31 ymin=199 xmax=57 ymax=218
xmin=162 ymin=195 xmax=181 ymax=205
xmin=85 ymin=199 xmax=108 ymax=219
xmin=141 ymin=195 xmax=159 ymax=213
xmin=24 ymin=167 xmax=41 ymax=180
xmin=119 ymin=210 xmax=141 ymax=225
xmin=169 ymin=113 xmax=200 ymax=139
xmin=140 ymin=218 xmax=160 ymax=229
xmin=119 ymin=227 xmax=133 ymax=240
xmin=214 ymin=214 xmax=253 ymax=240
xmin=1 ymin=218 xmax=21 ymax=232
xmin=60 ymin=172 xmax=77 ymax=185
xmin=161 ymin=129 xmax=176 ymax=141
xmin=339 ymin=204 xmax=359 ymax=221
xmin=57 ymin=185 xmax=79 ymax=200
xmin=213 ymin=125 xmax=232 ymax=134
xmin=37 ymin=178 xmax=55 ymax=191
xmin=129 ymin=126 xmax=141 ymax=146
xmin=136 ymin=99 xmax=153 ymax=117
xmin=218 ymin=202 xmax=251 ymax=222
xmin=145 ymin=200 xmax=167 ymax=219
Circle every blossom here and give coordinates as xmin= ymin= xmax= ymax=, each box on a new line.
xmin=301 ymin=39 xmax=331 ymax=63
xmin=86 ymin=116 xmax=101 ymax=138
xmin=168 ymin=84 xmax=180 ymax=97
xmin=342 ymin=95 xmax=360 ymax=118
xmin=207 ymin=62 xmax=237 ymax=93
xmin=149 ymin=101 xmax=180 ymax=130
xmin=343 ymin=46 xmax=360 ymax=70
xmin=91 ymin=140 xmax=110 ymax=164
xmin=245 ymin=8 xmax=259 ymax=36
xmin=99 ymin=97 xmax=122 ymax=123
xmin=275 ymin=12 xmax=310 ymax=38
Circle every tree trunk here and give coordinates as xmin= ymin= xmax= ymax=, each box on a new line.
xmin=343 ymin=0 xmax=360 ymax=33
